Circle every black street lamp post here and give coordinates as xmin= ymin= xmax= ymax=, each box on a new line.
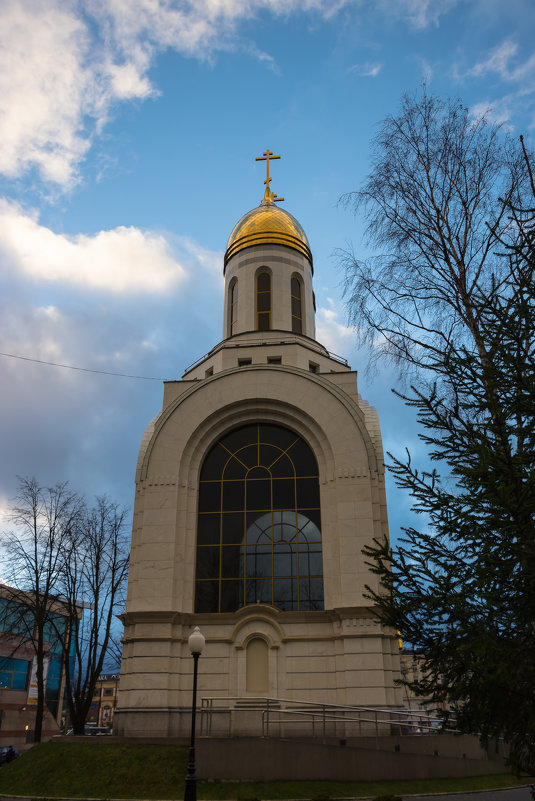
xmin=184 ymin=626 xmax=205 ymax=801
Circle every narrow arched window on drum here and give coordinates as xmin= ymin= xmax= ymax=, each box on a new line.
xmin=256 ymin=272 xmax=271 ymax=331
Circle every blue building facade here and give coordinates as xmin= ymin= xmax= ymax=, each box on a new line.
xmin=0 ymin=591 xmax=75 ymax=747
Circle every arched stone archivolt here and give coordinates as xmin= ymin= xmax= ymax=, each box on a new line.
xmin=138 ymin=366 xmax=380 ymax=485
xmin=229 ymin=609 xmax=284 ymax=698
xmin=230 ymin=606 xmax=285 ymax=649
xmin=180 ymin=399 xmax=334 ymax=494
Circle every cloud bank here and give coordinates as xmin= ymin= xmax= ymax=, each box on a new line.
xmin=0 ymin=0 xmax=334 ymax=188
xmin=0 ymin=201 xmax=190 ymax=293
xmin=0 ymin=206 xmax=223 ymax=508
xmin=0 ymin=0 xmax=464 ymax=190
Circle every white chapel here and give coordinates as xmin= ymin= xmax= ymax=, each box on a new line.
xmin=115 ymin=151 xmax=403 ymax=738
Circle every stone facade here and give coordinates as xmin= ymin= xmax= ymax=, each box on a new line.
xmin=87 ymin=673 xmax=120 ymax=729
xmin=115 ymin=188 xmax=403 ymax=738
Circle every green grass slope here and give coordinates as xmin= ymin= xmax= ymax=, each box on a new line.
xmin=0 ymin=742 xmax=187 ymax=799
xmin=0 ymin=742 xmax=531 ymax=800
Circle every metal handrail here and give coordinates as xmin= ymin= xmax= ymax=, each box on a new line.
xmin=199 ymin=695 xmax=456 ymax=740
xmin=261 ymin=707 xmax=456 ymax=739
xmin=201 ymin=695 xmax=444 ymax=718
xmin=183 ymin=337 xmax=349 ymax=374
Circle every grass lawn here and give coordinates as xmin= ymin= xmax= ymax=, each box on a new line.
xmin=0 ymin=742 xmax=531 ymax=800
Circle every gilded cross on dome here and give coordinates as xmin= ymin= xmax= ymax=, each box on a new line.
xmin=255 ymin=149 xmax=284 ymax=204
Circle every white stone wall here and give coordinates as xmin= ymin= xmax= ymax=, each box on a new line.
xmin=116 ymin=359 xmax=403 ymax=737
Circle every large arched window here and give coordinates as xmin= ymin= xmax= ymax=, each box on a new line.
xmin=195 ymin=423 xmax=323 ymax=613
xmin=291 ymin=275 xmax=303 ymax=334
xmin=256 ymin=271 xmax=271 ymax=331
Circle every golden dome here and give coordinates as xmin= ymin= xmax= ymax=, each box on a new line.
xmin=224 ymin=197 xmax=312 ymax=269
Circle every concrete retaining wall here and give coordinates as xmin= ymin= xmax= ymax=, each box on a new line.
xmin=49 ymin=733 xmax=508 ymax=782
xmin=196 ymin=735 xmax=508 ymax=781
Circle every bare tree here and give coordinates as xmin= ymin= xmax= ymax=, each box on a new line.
xmin=1 ymin=478 xmax=83 ymax=742
xmin=60 ymin=497 xmax=129 ymax=734
xmin=340 ymin=89 xmax=532 ymax=379
xmin=1 ymin=481 xmax=129 ymax=739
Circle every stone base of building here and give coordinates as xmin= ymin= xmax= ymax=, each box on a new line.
xmin=113 ymin=708 xmax=191 ymax=739
xmin=113 ymin=704 xmax=403 ymax=740
xmin=116 ymin=604 xmax=405 ymax=739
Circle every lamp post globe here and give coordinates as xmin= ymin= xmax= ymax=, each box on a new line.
xmin=188 ymin=627 xmax=205 ymax=655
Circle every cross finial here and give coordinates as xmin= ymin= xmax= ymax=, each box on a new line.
xmin=255 ymin=149 xmax=284 ymax=204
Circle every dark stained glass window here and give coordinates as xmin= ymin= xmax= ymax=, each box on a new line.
xmin=195 ymin=423 xmax=323 ymax=612
xmin=256 ymin=271 xmax=271 ymax=331
xmin=291 ymin=275 xmax=303 ymax=334
xmin=229 ymin=279 xmax=238 ymax=336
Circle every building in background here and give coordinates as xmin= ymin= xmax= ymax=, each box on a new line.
xmin=86 ymin=674 xmax=119 ymax=729
xmin=115 ymin=154 xmax=403 ymax=738
xmin=0 ymin=584 xmax=75 ymax=749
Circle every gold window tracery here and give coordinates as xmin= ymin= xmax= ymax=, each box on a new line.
xmin=195 ymin=423 xmax=324 ymax=613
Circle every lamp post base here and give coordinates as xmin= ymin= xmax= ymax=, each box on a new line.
xmin=184 ymin=762 xmax=197 ymax=801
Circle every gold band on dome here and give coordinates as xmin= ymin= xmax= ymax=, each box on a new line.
xmin=224 ymin=203 xmax=313 ymax=269
xmin=225 ymin=230 xmax=312 ymax=264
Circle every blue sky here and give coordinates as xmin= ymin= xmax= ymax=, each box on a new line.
xmin=0 ymin=0 xmax=534 ymax=545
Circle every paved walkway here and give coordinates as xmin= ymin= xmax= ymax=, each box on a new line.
xmin=1 ymin=786 xmax=533 ymax=801
xmin=406 ymin=787 xmax=533 ymax=801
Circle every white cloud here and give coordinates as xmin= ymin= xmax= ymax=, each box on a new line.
xmin=470 ymin=99 xmax=515 ymax=129
xmin=316 ymin=298 xmax=354 ymax=356
xmin=0 ymin=199 xmax=193 ymax=293
xmin=177 ymin=236 xmax=223 ymax=280
xmin=417 ymin=57 xmax=433 ymax=82
xmin=107 ymin=61 xmax=154 ymax=100
xmin=465 ymin=38 xmax=535 ymax=86
xmin=0 ymin=207 xmax=223 ymax=508
xmin=0 ymin=0 xmax=462 ymax=191
xmin=0 ymin=0 xmax=346 ymax=189
xmin=349 ymin=62 xmax=383 ymax=77
xmin=456 ymin=39 xmax=535 ymax=129
xmin=0 ymin=1 xmax=91 ymax=186
xmin=375 ymin=0 xmax=458 ymax=29
xmin=468 ymin=39 xmax=519 ymax=80
xmin=0 ymin=495 xmax=11 ymax=525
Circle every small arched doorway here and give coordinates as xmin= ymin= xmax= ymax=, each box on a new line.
xmin=246 ymin=637 xmax=269 ymax=694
